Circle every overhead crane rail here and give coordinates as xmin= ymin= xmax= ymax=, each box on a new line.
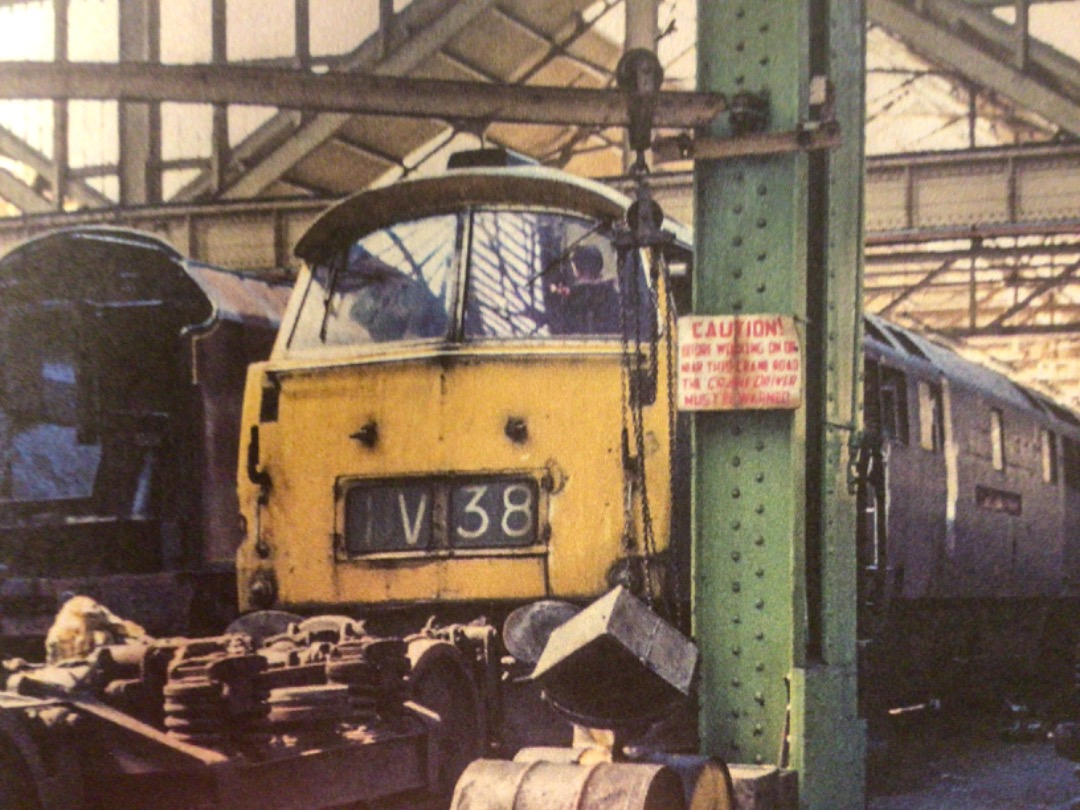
xmin=0 ymin=61 xmax=730 ymax=131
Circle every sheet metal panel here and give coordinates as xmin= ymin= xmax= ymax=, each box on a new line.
xmin=867 ymin=145 xmax=1080 ymax=237
xmin=193 ymin=213 xmax=279 ymax=271
xmin=912 ymin=161 xmax=1010 ymax=228
xmin=185 ymin=263 xmax=292 ymax=327
xmin=863 ymin=166 xmax=907 ymax=233
xmin=1017 ymin=156 xmax=1080 ymax=222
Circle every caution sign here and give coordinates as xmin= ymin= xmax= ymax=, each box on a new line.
xmin=677 ymin=314 xmax=802 ymax=411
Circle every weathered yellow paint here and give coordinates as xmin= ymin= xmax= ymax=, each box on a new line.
xmin=237 ymin=342 xmax=672 ymax=613
xmin=235 ymin=165 xmax=687 ymax=615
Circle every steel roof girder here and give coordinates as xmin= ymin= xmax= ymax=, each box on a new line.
xmin=868 ymin=0 xmax=1080 ymax=135
xmin=0 ymin=166 xmax=52 ymax=213
xmin=171 ymin=0 xmax=495 ymax=202
xmin=918 ymin=0 xmax=1080 ymax=98
xmin=0 ymin=123 xmax=112 ymax=209
xmin=214 ymin=0 xmax=498 ymax=200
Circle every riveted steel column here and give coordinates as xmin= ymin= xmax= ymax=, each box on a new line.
xmin=52 ymin=0 xmax=68 ymax=210
xmin=693 ymin=2 xmax=866 ymax=807
xmin=119 ymin=0 xmax=162 ymax=205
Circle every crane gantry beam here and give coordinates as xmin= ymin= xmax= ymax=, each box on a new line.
xmin=0 ymin=61 xmax=728 ymax=132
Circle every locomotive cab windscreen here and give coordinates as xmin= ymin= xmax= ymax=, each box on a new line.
xmin=285 ymin=207 xmax=652 ymax=351
xmin=238 ymin=166 xmax=690 ymax=618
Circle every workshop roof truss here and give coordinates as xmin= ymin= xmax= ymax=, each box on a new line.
xmin=867 ymin=235 xmax=1080 ymax=336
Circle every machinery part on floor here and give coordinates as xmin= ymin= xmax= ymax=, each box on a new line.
xmin=513 ymin=747 xmax=736 ymax=810
xmin=0 ymin=611 xmax=436 ymax=810
xmin=629 ymin=752 xmax=736 ymax=810
xmin=45 ymin=595 xmax=147 ymax=664
xmin=450 ymin=759 xmax=686 ymax=810
xmin=530 ymin=587 xmax=698 ymax=730
xmin=502 ymin=600 xmax=580 ymax=667
xmin=408 ymin=637 xmax=484 ymax=797
xmin=224 ymin=610 xmax=303 ymax=647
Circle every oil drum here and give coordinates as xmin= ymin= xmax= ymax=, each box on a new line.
xmin=449 ymin=760 xmax=686 ymax=810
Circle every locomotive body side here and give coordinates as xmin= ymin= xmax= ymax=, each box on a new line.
xmin=861 ymin=315 xmax=1080 ymax=709
xmin=0 ymin=228 xmax=290 ymax=646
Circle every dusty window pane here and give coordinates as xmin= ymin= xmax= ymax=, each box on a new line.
xmin=990 ymin=408 xmax=1005 ymax=471
xmin=463 ymin=209 xmax=636 ymax=340
xmin=287 ymin=214 xmax=456 ymax=350
xmin=1042 ymin=429 xmax=1059 ymax=484
xmin=917 ymin=380 xmax=943 ymax=453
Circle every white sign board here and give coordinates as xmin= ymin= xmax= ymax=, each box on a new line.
xmin=677 ymin=314 xmax=802 ymax=411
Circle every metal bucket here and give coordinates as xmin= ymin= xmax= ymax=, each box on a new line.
xmin=449 ymin=759 xmax=686 ymax=810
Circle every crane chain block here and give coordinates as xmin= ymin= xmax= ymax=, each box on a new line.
xmin=615 ymin=48 xmax=664 ymax=166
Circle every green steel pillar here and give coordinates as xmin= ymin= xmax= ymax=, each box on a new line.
xmin=692 ymin=2 xmax=866 ymax=808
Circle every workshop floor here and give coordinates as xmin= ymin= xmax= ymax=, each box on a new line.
xmin=868 ymin=712 xmax=1080 ymax=810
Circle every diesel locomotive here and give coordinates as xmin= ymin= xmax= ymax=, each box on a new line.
xmin=0 ymin=227 xmax=291 ymax=649
xmin=234 ymin=159 xmax=693 ymax=626
xmin=859 ymin=313 xmax=1080 ymax=715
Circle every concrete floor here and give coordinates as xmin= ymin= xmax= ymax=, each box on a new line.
xmin=868 ymin=714 xmax=1080 ymax=810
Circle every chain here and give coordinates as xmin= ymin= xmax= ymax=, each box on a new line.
xmin=616 ymin=245 xmax=646 ymax=605
xmin=618 ymin=240 xmax=660 ymax=608
xmin=632 ymin=260 xmax=659 ymax=585
xmin=657 ymin=248 xmax=683 ymax=627
xmin=618 ymin=275 xmax=636 ymax=558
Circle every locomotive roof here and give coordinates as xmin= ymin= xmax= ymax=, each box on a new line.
xmin=0 ymin=226 xmax=195 ymax=302
xmin=0 ymin=226 xmax=290 ymax=330
xmin=294 ymin=165 xmax=691 ymax=265
xmin=866 ymin=314 xmax=1080 ymax=432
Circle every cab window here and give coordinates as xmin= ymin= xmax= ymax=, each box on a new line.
xmin=1065 ymin=437 xmax=1080 ymax=492
xmin=285 ymin=207 xmax=655 ymax=354
xmin=990 ymin=408 xmax=1005 ymax=471
xmin=287 ymin=213 xmax=458 ymax=350
xmin=1042 ymin=428 xmax=1058 ymax=484
xmin=864 ymin=359 xmax=909 ymax=445
xmin=463 ymin=209 xmax=642 ymax=339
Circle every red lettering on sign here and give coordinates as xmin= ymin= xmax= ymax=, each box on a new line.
xmin=676 ymin=315 xmax=802 ymax=411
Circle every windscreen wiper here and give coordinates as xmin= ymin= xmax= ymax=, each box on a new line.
xmin=318 ymin=252 xmax=346 ymax=342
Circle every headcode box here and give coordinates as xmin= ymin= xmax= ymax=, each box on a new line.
xmin=677 ymin=314 xmax=802 ymax=411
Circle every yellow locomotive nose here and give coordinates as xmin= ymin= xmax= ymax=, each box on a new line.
xmin=235 ymin=166 xmax=690 ymax=618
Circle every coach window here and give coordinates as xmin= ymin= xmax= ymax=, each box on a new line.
xmin=1065 ymin=438 xmax=1080 ymax=492
xmin=1042 ymin=428 xmax=1059 ymax=484
xmin=990 ymin=409 xmax=1005 ymax=471
xmin=881 ymin=366 xmax=909 ymax=444
xmin=917 ymin=380 xmax=944 ymax=453
xmin=0 ymin=308 xmax=102 ymax=501
xmin=864 ymin=361 xmax=909 ymax=445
